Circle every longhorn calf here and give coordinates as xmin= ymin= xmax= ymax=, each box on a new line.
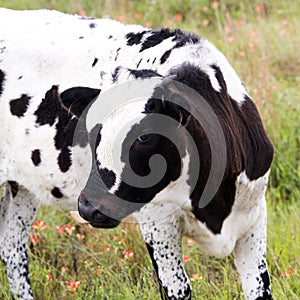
xmin=0 ymin=8 xmax=273 ymax=299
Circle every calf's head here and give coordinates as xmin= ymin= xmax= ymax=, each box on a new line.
xmin=78 ymin=67 xmax=200 ymax=228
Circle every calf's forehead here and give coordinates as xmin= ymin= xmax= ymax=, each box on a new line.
xmin=95 ymin=100 xmax=147 ymax=173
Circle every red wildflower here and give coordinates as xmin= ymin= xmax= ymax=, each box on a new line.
xmin=94 ymin=269 xmax=102 ymax=275
xmin=56 ymin=226 xmax=65 ymax=234
xmin=64 ymin=225 xmax=75 ymax=235
xmin=119 ymin=238 xmax=126 ymax=244
xmin=46 ymin=273 xmax=53 ymax=281
xmin=183 ymin=255 xmax=190 ymax=262
xmin=255 ymin=6 xmax=264 ymax=13
xmin=103 ymin=246 xmax=110 ymax=252
xmin=76 ymin=233 xmax=85 ymax=240
xmin=67 ymin=281 xmax=81 ymax=295
xmin=202 ymin=19 xmax=209 ymax=26
xmin=117 ymin=15 xmax=125 ymax=22
xmin=227 ymin=36 xmax=235 ymax=43
xmin=78 ymin=9 xmax=86 ymax=16
xmin=32 ymin=220 xmax=46 ymax=231
xmin=31 ymin=236 xmax=39 ymax=244
xmin=187 ymin=239 xmax=195 ymax=246
xmin=174 ymin=14 xmax=183 ymax=22
xmin=282 ymin=269 xmax=293 ymax=276
xmin=145 ymin=21 xmax=152 ymax=28
xmin=135 ymin=12 xmax=142 ymax=19
xmin=211 ymin=1 xmax=219 ymax=9
xmin=238 ymin=50 xmax=246 ymax=57
xmin=124 ymin=249 xmax=134 ymax=259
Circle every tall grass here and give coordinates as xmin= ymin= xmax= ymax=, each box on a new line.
xmin=0 ymin=0 xmax=299 ymax=299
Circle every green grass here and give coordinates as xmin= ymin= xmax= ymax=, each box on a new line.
xmin=0 ymin=0 xmax=299 ymax=299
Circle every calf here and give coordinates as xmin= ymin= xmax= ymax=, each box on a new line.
xmin=0 ymin=8 xmax=273 ymax=300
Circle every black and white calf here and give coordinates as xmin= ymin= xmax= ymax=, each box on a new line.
xmin=0 ymin=8 xmax=273 ymax=300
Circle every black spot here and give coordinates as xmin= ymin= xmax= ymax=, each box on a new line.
xmin=160 ymin=49 xmax=172 ymax=64
xmin=51 ymin=187 xmax=64 ymax=198
xmin=34 ymin=86 xmax=61 ymax=126
xmin=18 ymin=75 xmax=23 ymax=80
xmin=9 ymin=94 xmax=31 ymax=117
xmin=34 ymin=85 xmax=91 ymax=173
xmin=99 ymin=168 xmax=116 ymax=189
xmin=57 ymin=147 xmax=72 ymax=173
xmin=89 ymin=23 xmax=96 ymax=28
xmin=115 ymin=48 xmax=121 ymax=61
xmin=126 ymin=31 xmax=148 ymax=46
xmin=0 ymin=69 xmax=5 ymax=96
xmin=92 ymin=57 xmax=98 ymax=67
xmin=8 ymin=181 xmax=19 ymax=198
xmin=60 ymin=86 xmax=101 ymax=118
xmin=79 ymin=36 xmax=84 ymax=39
xmin=112 ymin=66 xmax=121 ymax=83
xmin=128 ymin=69 xmax=162 ymax=80
xmin=31 ymin=149 xmax=41 ymax=166
xmin=108 ymin=35 xmax=113 ymax=39
xmin=261 ymin=270 xmax=271 ymax=292
xmin=140 ymin=29 xmax=174 ymax=52
xmin=136 ymin=58 xmax=142 ymax=68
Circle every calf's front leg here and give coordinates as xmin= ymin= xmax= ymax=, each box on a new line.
xmin=233 ymin=198 xmax=272 ymax=300
xmin=0 ymin=184 xmax=39 ymax=300
xmin=135 ymin=204 xmax=191 ymax=300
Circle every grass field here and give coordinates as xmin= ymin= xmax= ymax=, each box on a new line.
xmin=0 ymin=0 xmax=299 ymax=299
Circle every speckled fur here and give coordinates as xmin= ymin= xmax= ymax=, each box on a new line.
xmin=0 ymin=8 xmax=273 ymax=300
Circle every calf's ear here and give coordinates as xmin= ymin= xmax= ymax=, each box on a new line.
xmin=60 ymin=87 xmax=101 ymax=118
xmin=159 ymin=78 xmax=191 ymax=127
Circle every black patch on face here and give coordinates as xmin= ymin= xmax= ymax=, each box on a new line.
xmin=51 ymin=187 xmax=64 ymax=198
xmin=99 ymin=167 xmax=116 ymax=190
xmin=114 ymin=114 xmax=183 ymax=206
xmin=31 ymin=149 xmax=41 ymax=166
xmin=126 ymin=31 xmax=148 ymax=46
xmin=9 ymin=94 xmax=31 ymax=117
xmin=0 ymin=69 xmax=5 ymax=96
xmin=8 ymin=181 xmax=19 ymax=198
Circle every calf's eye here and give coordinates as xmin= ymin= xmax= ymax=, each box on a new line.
xmin=136 ymin=134 xmax=153 ymax=144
